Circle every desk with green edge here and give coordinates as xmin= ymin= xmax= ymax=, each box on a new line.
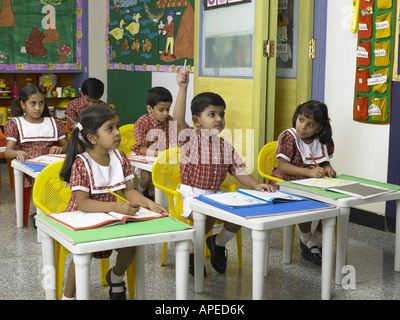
xmin=35 ymin=214 xmax=194 ymax=300
xmin=279 ymin=175 xmax=400 ymax=285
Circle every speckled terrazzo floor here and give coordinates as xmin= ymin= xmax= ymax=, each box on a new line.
xmin=1 ymin=162 xmax=400 ymax=301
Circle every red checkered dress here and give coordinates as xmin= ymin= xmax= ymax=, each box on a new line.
xmin=64 ymin=150 xmax=134 ymax=259
xmin=178 ymin=128 xmax=247 ymax=191
xmin=131 ymin=113 xmax=176 ymax=155
xmin=65 ymin=97 xmax=107 ymax=131
xmin=4 ymin=117 xmax=66 ymax=188
xmin=270 ymin=129 xmax=335 ymax=188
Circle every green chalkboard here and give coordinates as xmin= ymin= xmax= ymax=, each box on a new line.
xmin=107 ymin=69 xmax=152 ymax=126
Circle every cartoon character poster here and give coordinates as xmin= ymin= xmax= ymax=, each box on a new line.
xmin=107 ymin=0 xmax=195 ymax=72
xmin=0 ymin=0 xmax=82 ymax=71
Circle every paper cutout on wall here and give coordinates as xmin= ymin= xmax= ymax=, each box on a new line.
xmin=0 ymin=0 xmax=16 ymax=27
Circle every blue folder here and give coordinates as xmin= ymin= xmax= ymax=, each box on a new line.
xmin=20 ymin=161 xmax=47 ymax=173
xmin=196 ymin=196 xmax=333 ymax=219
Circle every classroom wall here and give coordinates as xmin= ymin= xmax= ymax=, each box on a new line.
xmin=89 ymin=0 xmax=390 ymax=215
xmin=325 ymin=0 xmax=390 ymax=215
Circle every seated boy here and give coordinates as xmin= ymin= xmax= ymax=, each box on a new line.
xmin=65 ymin=77 xmax=107 ymax=131
xmin=174 ymin=70 xmax=274 ymax=275
xmin=131 ymin=86 xmax=177 ymax=197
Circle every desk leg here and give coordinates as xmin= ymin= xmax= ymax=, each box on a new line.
xmin=395 ymin=200 xmax=400 ymax=271
xmin=175 ymin=240 xmax=190 ymax=299
xmin=40 ymin=230 xmax=56 ymax=300
xmin=321 ymin=216 xmax=335 ymax=300
xmin=282 ymin=225 xmax=293 ymax=264
xmin=335 ymin=207 xmax=350 ymax=285
xmin=155 ymin=187 xmax=163 ymax=205
xmin=73 ymin=253 xmax=92 ymax=300
xmin=193 ymin=211 xmax=206 ymax=294
xmin=135 ymin=245 xmax=145 ymax=299
xmin=14 ymin=168 xmax=24 ymax=229
xmin=252 ymin=229 xmax=270 ymax=300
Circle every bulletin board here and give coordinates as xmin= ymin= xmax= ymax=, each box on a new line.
xmin=353 ymin=0 xmax=397 ymax=125
xmin=107 ymin=0 xmax=195 ymax=73
xmin=0 ymin=0 xmax=82 ymax=72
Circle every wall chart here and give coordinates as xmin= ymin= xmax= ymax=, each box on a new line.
xmin=0 ymin=0 xmax=82 ymax=72
xmin=107 ymin=0 xmax=195 ymax=73
xmin=353 ymin=0 xmax=397 ymax=124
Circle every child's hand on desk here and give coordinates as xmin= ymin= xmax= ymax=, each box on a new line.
xmin=255 ymin=183 xmax=275 ymax=193
xmin=15 ymin=150 xmax=31 ymax=161
xmin=147 ymin=202 xmax=168 ymax=214
xmin=49 ymin=145 xmax=63 ymax=154
xmin=323 ymin=165 xmax=336 ymax=178
xmin=310 ymin=166 xmax=326 ymax=178
xmin=115 ymin=202 xmax=140 ymax=216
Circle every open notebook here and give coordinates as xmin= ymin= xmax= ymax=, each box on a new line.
xmin=199 ymin=189 xmax=303 ymax=208
xmin=47 ymin=208 xmax=168 ymax=230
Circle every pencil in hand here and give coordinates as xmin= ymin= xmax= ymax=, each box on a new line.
xmin=106 ymin=189 xmax=130 ymax=203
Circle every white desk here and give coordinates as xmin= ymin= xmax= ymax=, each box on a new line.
xmin=35 ymin=214 xmax=194 ymax=300
xmin=190 ymin=199 xmax=339 ymax=300
xmin=11 ymin=159 xmax=41 ymax=228
xmin=279 ymin=175 xmax=400 ymax=285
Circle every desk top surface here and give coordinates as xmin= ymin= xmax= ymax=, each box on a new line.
xmin=36 ymin=214 xmax=192 ymax=247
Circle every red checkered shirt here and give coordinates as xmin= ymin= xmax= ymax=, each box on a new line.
xmin=131 ymin=113 xmax=176 ymax=155
xmin=64 ymin=150 xmax=133 ymax=258
xmin=270 ymin=129 xmax=335 ymax=188
xmin=65 ymin=97 xmax=107 ymax=131
xmin=4 ymin=117 xmax=66 ymax=188
xmin=178 ymin=128 xmax=247 ymax=191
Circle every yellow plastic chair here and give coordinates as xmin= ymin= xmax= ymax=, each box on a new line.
xmin=152 ymin=148 xmax=242 ymax=269
xmin=118 ymin=124 xmax=135 ymax=156
xmin=32 ymin=160 xmax=135 ymax=300
xmin=258 ymin=141 xmax=296 ymax=258
xmin=257 ymin=141 xmax=283 ymax=183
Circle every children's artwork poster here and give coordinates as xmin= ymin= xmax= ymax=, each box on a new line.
xmin=353 ymin=0 xmax=397 ymax=125
xmin=203 ymin=0 xmax=251 ymax=11
xmin=107 ymin=0 xmax=195 ymax=73
xmin=0 ymin=0 xmax=82 ymax=72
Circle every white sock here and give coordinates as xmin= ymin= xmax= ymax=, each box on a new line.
xmin=300 ymin=231 xmax=312 ymax=245
xmin=215 ymin=228 xmax=235 ymax=247
xmin=307 ymin=231 xmax=322 ymax=249
xmin=110 ymin=268 xmax=125 ymax=293
xmin=61 ymin=295 xmax=75 ymax=300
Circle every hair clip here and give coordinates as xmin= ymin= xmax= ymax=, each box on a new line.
xmin=327 ymin=118 xmax=331 ymax=123
xmin=76 ymin=122 xmax=83 ymax=131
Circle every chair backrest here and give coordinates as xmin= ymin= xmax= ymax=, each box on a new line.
xmin=32 ymin=160 xmax=71 ymax=214
xmin=118 ymin=124 xmax=136 ymax=156
xmin=152 ymin=148 xmax=191 ymax=224
xmin=257 ymin=141 xmax=283 ymax=183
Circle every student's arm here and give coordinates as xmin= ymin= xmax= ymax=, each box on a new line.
xmin=233 ymin=171 xmax=275 ymax=192
xmin=278 ymin=158 xmax=326 ymax=178
xmin=173 ymin=69 xmax=189 ymax=134
xmin=123 ymin=180 xmax=168 ymax=213
xmin=73 ymin=189 xmax=142 ymax=215
xmin=5 ymin=140 xmax=28 ymax=161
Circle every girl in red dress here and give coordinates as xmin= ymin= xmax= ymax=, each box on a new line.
xmin=270 ymin=101 xmax=336 ymax=265
xmin=60 ymin=105 xmax=166 ymax=300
